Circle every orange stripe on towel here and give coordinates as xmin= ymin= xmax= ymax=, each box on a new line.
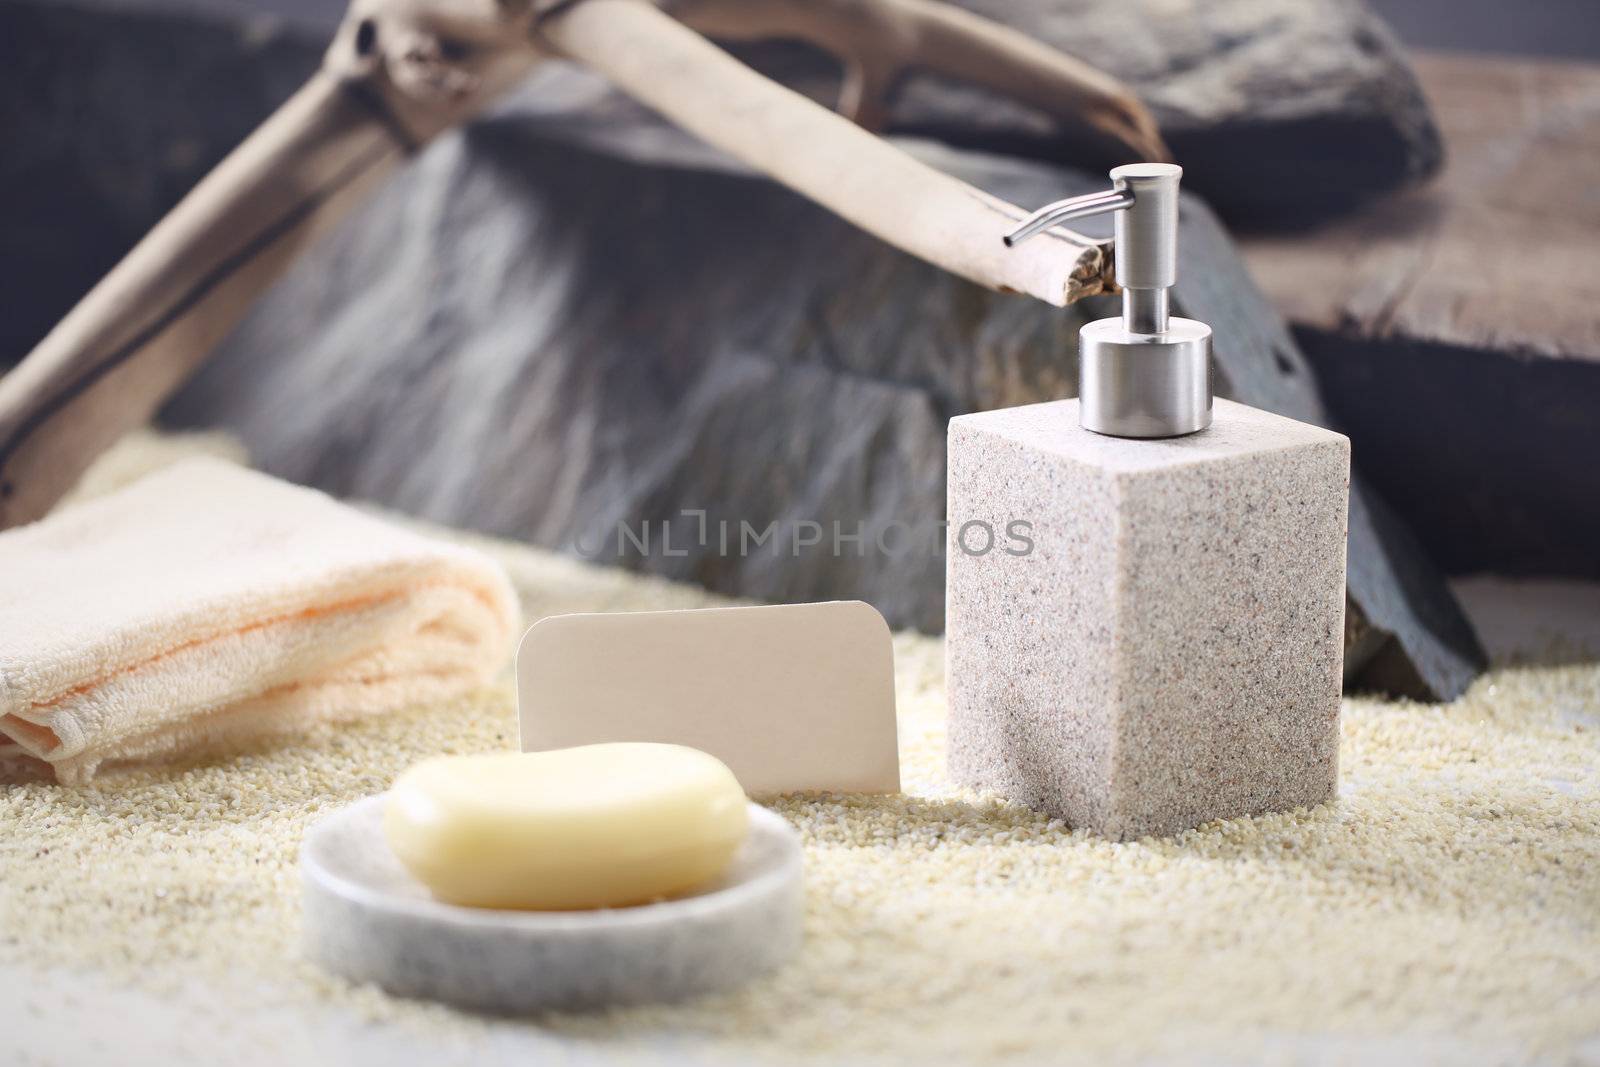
xmin=17 ymin=588 xmax=412 ymax=722
xmin=0 ymin=589 xmax=401 ymax=754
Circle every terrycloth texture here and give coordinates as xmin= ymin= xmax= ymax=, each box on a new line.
xmin=0 ymin=459 xmax=519 ymax=782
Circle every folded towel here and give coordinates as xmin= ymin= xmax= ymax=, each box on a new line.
xmin=0 ymin=458 xmax=520 ymax=782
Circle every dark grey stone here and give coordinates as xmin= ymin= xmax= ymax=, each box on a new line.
xmin=0 ymin=0 xmax=1443 ymax=370
xmin=167 ymin=105 xmax=1483 ymax=699
xmin=730 ymin=0 xmax=1443 ymax=225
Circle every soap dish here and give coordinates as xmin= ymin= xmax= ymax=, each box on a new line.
xmin=300 ymin=795 xmax=804 ymax=1013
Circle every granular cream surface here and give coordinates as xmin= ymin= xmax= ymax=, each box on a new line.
xmin=3 ymin=441 xmax=1598 ymax=1065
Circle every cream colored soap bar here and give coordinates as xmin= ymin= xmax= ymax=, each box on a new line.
xmin=383 ymin=743 xmax=749 ymax=910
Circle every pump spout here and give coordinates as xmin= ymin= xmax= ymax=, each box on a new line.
xmin=1003 ymin=163 xmax=1211 ymax=439
xmin=1002 ymin=188 xmax=1133 ymax=247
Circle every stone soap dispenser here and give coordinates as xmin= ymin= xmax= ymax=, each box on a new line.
xmin=945 ymin=164 xmax=1350 ymax=839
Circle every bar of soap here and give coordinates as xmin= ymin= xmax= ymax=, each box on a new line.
xmin=383 ymin=743 xmax=749 ymax=910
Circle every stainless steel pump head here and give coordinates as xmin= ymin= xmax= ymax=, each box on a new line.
xmin=1004 ymin=163 xmax=1212 ymax=438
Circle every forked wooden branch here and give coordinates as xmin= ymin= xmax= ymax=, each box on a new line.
xmin=0 ymin=0 xmax=1166 ymax=529
xmin=545 ymin=1 xmax=1117 ymax=307
xmin=668 ymin=0 xmax=1168 ymax=155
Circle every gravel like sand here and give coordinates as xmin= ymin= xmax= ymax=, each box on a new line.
xmin=3 ymin=437 xmax=1597 ymax=1065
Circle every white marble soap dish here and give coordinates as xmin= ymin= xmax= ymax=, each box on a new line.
xmin=300 ymin=795 xmax=804 ymax=1014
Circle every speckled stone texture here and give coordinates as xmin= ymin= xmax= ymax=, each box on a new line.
xmin=947 ymin=398 xmax=1350 ymax=839
xmin=301 ymin=797 xmax=804 ymax=1013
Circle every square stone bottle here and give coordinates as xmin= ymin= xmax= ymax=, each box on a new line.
xmin=947 ymin=163 xmax=1350 ymax=838
xmin=946 ymin=397 xmax=1349 ymax=839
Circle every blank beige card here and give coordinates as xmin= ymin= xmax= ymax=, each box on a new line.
xmin=517 ymin=601 xmax=900 ymax=796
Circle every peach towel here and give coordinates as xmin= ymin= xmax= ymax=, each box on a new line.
xmin=0 ymin=459 xmax=519 ymax=782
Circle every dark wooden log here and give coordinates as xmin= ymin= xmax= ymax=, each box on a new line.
xmin=1240 ymin=52 xmax=1600 ymax=582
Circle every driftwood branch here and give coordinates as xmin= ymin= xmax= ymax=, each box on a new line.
xmin=0 ymin=0 xmax=1160 ymax=529
xmin=0 ymin=0 xmax=544 ymax=529
xmin=541 ymin=0 xmax=1113 ymax=307
xmin=0 ymin=75 xmax=411 ymax=532
xmin=670 ymin=0 xmax=1169 ymax=159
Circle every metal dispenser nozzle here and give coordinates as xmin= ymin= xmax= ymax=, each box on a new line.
xmin=1005 ymin=163 xmax=1211 ymax=438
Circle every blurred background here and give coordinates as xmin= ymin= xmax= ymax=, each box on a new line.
xmin=15 ymin=0 xmax=1600 ymax=54
xmin=2 ymin=0 xmax=1597 ymax=697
